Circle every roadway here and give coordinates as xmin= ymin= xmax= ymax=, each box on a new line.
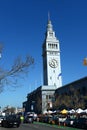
xmin=0 ymin=123 xmax=65 ymax=130
xmin=0 ymin=122 xmax=82 ymax=130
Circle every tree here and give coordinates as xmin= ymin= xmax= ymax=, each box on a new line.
xmin=54 ymin=85 xmax=87 ymax=110
xmin=0 ymin=44 xmax=34 ymax=93
xmin=3 ymin=106 xmax=16 ymax=114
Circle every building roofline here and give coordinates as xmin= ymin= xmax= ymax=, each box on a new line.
xmin=56 ymin=76 xmax=87 ymax=91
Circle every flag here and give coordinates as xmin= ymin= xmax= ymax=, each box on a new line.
xmin=58 ymin=73 xmax=62 ymax=79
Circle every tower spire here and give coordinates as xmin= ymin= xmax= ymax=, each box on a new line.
xmin=48 ymin=11 xmax=50 ymax=21
xmin=47 ymin=12 xmax=53 ymax=32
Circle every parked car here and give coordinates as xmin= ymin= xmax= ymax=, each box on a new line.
xmin=1 ymin=115 xmax=20 ymax=128
xmin=0 ymin=115 xmax=4 ymax=125
xmin=73 ymin=117 xmax=87 ymax=129
xmin=24 ymin=115 xmax=33 ymax=123
xmin=42 ymin=115 xmax=52 ymax=123
xmin=63 ymin=118 xmax=76 ymax=126
xmin=48 ymin=115 xmax=59 ymax=125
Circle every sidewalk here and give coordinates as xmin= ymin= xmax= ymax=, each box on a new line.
xmin=34 ymin=122 xmax=82 ymax=130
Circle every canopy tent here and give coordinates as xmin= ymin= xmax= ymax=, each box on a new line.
xmin=48 ymin=110 xmax=53 ymax=114
xmin=60 ymin=109 xmax=68 ymax=114
xmin=84 ymin=109 xmax=87 ymax=113
xmin=76 ymin=108 xmax=84 ymax=113
xmin=43 ymin=110 xmax=53 ymax=114
xmin=43 ymin=110 xmax=48 ymax=114
xmin=69 ymin=109 xmax=75 ymax=114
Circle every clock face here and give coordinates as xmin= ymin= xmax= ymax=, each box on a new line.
xmin=49 ymin=59 xmax=58 ymax=68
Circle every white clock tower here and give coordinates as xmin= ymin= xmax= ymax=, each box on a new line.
xmin=42 ymin=19 xmax=62 ymax=88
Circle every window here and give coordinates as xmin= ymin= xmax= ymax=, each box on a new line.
xmin=49 ymin=32 xmax=53 ymax=36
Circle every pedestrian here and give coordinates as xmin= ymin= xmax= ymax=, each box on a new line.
xmin=20 ymin=115 xmax=24 ymax=123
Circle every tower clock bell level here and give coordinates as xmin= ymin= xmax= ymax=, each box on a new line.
xmin=42 ymin=19 xmax=62 ymax=89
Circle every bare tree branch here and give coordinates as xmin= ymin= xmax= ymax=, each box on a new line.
xmin=0 ymin=55 xmax=34 ymax=93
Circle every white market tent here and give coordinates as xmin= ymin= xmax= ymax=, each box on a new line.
xmin=84 ymin=109 xmax=87 ymax=113
xmin=76 ymin=108 xmax=84 ymax=113
xmin=69 ymin=109 xmax=75 ymax=114
xmin=43 ymin=110 xmax=48 ymax=114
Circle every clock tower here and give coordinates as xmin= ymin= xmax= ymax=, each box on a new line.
xmin=42 ymin=19 xmax=62 ymax=88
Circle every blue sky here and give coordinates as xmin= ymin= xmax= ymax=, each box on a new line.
xmin=0 ymin=0 xmax=87 ymax=109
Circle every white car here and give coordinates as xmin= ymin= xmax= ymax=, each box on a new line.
xmin=0 ymin=115 xmax=4 ymax=125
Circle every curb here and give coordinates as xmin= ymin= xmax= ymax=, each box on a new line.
xmin=34 ymin=122 xmax=81 ymax=130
